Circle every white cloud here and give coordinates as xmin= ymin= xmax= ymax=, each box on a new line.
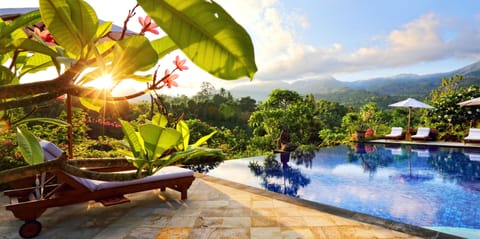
xmin=244 ymin=9 xmax=480 ymax=83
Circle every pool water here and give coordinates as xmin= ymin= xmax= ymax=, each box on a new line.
xmin=205 ymin=144 xmax=480 ymax=238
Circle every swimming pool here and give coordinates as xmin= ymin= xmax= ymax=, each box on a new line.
xmin=205 ymin=143 xmax=480 ymax=238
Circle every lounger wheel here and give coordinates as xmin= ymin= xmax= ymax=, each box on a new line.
xmin=19 ymin=220 xmax=42 ymax=238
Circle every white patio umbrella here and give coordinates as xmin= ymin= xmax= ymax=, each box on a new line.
xmin=389 ymin=98 xmax=434 ymax=138
xmin=458 ymin=97 xmax=480 ymax=106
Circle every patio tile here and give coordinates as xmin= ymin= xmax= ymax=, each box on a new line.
xmin=155 ymin=228 xmax=191 ymax=239
xmin=222 ymin=217 xmax=251 ymax=228
xmin=302 ymin=216 xmax=337 ymax=227
xmin=194 ymin=217 xmax=223 ymax=228
xmin=280 ymin=227 xmax=315 ymax=239
xmin=224 ymin=208 xmax=251 ymax=217
xmin=0 ymin=177 xmax=427 ymax=239
xmin=250 ymin=227 xmax=281 ymax=239
xmin=251 ymin=216 xmax=279 ymax=227
xmin=165 ymin=216 xmax=197 ymax=228
xmin=190 ymin=228 xmax=249 ymax=239
xmin=251 ymin=200 xmax=274 ymax=208
xmin=277 ymin=216 xmax=306 ymax=227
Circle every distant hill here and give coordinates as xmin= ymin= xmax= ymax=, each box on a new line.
xmin=347 ymin=60 xmax=480 ymax=97
xmin=314 ymin=88 xmax=405 ymax=109
xmin=230 ymin=60 xmax=480 ymax=107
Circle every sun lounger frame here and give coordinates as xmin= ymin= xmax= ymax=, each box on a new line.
xmin=4 ymin=167 xmax=194 ymax=238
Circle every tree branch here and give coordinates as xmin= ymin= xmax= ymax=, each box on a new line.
xmin=0 ymin=61 xmax=86 ymax=99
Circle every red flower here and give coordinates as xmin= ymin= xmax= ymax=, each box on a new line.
xmin=55 ymin=94 xmax=66 ymax=101
xmin=173 ymin=55 xmax=189 ymax=71
xmin=163 ymin=69 xmax=179 ymax=88
xmin=34 ymin=27 xmax=55 ymax=43
xmin=138 ymin=16 xmax=159 ymax=35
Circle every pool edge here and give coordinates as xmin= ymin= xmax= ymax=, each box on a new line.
xmin=196 ymin=173 xmax=465 ymax=239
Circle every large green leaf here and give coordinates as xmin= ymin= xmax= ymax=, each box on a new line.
xmin=150 ymin=36 xmax=178 ymax=59
xmin=20 ymin=53 xmax=55 ymax=77
xmin=176 ymin=120 xmax=190 ymax=151
xmin=152 ymin=113 xmax=168 ymax=127
xmin=138 ymin=0 xmax=257 ymax=80
xmin=192 ymin=131 xmax=216 ymax=148
xmin=40 ymin=0 xmax=98 ymax=57
xmin=15 ymin=117 xmax=68 ymax=127
xmin=94 ymin=21 xmax=112 ymax=42
xmin=10 ymin=38 xmax=60 ymax=58
xmin=162 ymin=147 xmax=225 ymax=166
xmin=140 ymin=124 xmax=181 ymax=160
xmin=120 ymin=120 xmax=145 ymax=162
xmin=16 ymin=127 xmax=44 ymax=165
xmin=112 ymin=36 xmax=158 ymax=76
xmin=79 ymin=97 xmax=103 ymax=112
xmin=0 ymin=65 xmax=16 ymax=85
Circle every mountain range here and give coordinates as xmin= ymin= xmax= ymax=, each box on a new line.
xmin=229 ymin=60 xmax=480 ymax=108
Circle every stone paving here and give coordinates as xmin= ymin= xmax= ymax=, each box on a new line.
xmin=1 ymin=174 xmax=458 ymax=239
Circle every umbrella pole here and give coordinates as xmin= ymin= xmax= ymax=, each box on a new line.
xmin=407 ymin=107 xmax=412 ymax=140
xmin=67 ymin=93 xmax=73 ymax=159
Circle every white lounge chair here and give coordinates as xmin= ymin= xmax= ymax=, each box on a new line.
xmin=384 ymin=127 xmax=403 ymax=140
xmin=464 ymin=128 xmax=480 ymax=143
xmin=411 ymin=127 xmax=430 ymax=140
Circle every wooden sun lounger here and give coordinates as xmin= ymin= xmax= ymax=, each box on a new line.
xmin=411 ymin=127 xmax=431 ymax=141
xmin=384 ymin=127 xmax=404 ymax=140
xmin=464 ymin=128 xmax=480 ymax=143
xmin=4 ymin=166 xmax=195 ymax=238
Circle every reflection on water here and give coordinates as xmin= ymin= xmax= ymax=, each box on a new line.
xmin=206 ymin=144 xmax=480 ymax=232
xmin=248 ymin=152 xmax=312 ymax=197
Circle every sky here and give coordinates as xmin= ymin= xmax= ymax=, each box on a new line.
xmin=2 ymin=0 xmax=480 ymax=98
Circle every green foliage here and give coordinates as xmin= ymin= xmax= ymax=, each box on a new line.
xmin=16 ymin=127 xmax=44 ymax=165
xmin=120 ymin=113 xmax=222 ymax=175
xmin=341 ymin=102 xmax=387 ymax=140
xmin=39 ymin=0 xmax=98 ymax=58
xmin=426 ymin=84 xmax=480 ymax=140
xmin=138 ymin=0 xmax=257 ymax=80
xmin=249 ymin=90 xmax=350 ymax=151
xmin=0 ymin=131 xmax=26 ymax=171
xmin=318 ymin=128 xmax=347 ymax=147
xmin=315 ymin=88 xmax=405 ymax=109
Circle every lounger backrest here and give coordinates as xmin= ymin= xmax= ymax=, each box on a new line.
xmin=40 ymin=140 xmax=64 ymax=161
xmin=416 ymin=127 xmax=430 ymax=136
xmin=468 ymin=128 xmax=480 ymax=138
xmin=391 ymin=127 xmax=402 ymax=135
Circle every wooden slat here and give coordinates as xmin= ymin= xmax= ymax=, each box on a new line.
xmin=10 ymin=196 xmax=18 ymax=205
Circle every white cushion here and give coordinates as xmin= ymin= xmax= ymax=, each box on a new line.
xmin=412 ymin=127 xmax=430 ymax=138
xmin=465 ymin=128 xmax=480 ymax=140
xmin=40 ymin=140 xmax=64 ymax=160
xmin=71 ymin=166 xmax=194 ymax=192
xmin=385 ymin=127 xmax=402 ymax=137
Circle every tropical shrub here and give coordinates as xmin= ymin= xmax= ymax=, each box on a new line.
xmin=120 ymin=113 xmax=221 ymax=175
xmin=426 ymin=78 xmax=480 ymax=140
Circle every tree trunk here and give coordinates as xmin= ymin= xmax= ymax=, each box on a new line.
xmin=0 ymin=155 xmax=144 ymax=184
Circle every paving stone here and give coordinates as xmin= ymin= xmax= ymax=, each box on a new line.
xmin=250 ymin=227 xmax=281 ymax=239
xmin=0 ymin=177 xmax=424 ymax=239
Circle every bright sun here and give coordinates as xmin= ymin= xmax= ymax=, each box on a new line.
xmin=90 ymin=75 xmax=114 ymax=90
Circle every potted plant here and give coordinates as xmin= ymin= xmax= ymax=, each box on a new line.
xmin=355 ymin=124 xmax=368 ymax=142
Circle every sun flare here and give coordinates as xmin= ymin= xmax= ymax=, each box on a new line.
xmin=90 ymin=75 xmax=114 ymax=90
